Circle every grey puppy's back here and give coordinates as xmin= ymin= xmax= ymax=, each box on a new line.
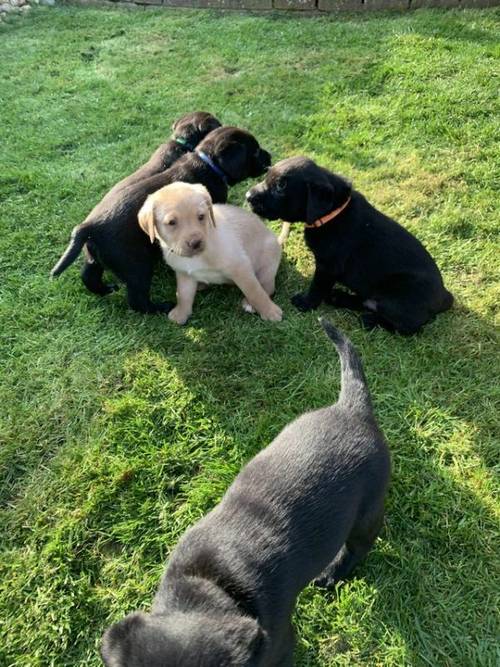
xmin=182 ymin=318 xmax=388 ymax=594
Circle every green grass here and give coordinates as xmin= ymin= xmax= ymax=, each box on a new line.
xmin=1 ymin=5 xmax=499 ymax=666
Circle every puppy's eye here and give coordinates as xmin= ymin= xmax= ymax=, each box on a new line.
xmin=274 ymin=179 xmax=286 ymax=193
xmin=198 ymin=213 xmax=205 ymax=222
xmin=167 ymin=218 xmax=177 ymax=226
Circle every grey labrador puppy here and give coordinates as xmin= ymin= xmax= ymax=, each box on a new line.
xmin=101 ymin=319 xmax=391 ymax=667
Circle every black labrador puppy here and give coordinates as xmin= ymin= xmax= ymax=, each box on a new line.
xmin=100 ymin=319 xmax=390 ymax=667
xmin=51 ymin=127 xmax=271 ymax=314
xmin=106 ymin=111 xmax=222 ymax=197
xmin=246 ymin=156 xmax=453 ymax=335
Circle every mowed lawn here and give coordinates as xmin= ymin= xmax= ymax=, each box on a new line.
xmin=1 ymin=5 xmax=499 ymax=666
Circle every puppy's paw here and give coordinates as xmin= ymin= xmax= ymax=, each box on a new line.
xmin=260 ymin=302 xmax=282 ymax=322
xmin=241 ymin=298 xmax=256 ymax=314
xmin=360 ymin=312 xmax=379 ymax=331
xmin=103 ymin=283 xmax=120 ymax=295
xmin=313 ymin=573 xmax=342 ymax=590
xmin=291 ymin=292 xmax=317 ymax=312
xmin=326 ymin=288 xmax=348 ymax=307
xmin=97 ymin=283 xmax=119 ymax=296
xmin=168 ymin=306 xmax=190 ymax=325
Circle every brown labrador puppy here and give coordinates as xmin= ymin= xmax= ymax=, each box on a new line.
xmin=106 ymin=111 xmax=221 ymax=197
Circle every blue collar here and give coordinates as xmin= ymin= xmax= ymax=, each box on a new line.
xmin=195 ymin=150 xmax=228 ymax=184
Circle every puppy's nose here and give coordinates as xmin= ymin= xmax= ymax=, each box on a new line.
xmin=245 ymin=189 xmax=256 ymax=203
xmin=187 ymin=237 xmax=203 ymax=251
xmin=259 ymin=149 xmax=271 ymax=168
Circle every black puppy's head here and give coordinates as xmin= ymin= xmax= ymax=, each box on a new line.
xmin=101 ymin=610 xmax=263 ymax=667
xmin=246 ymin=156 xmax=351 ymax=225
xmin=171 ymin=112 xmax=222 ymax=150
xmin=197 ymin=126 xmax=271 ymax=186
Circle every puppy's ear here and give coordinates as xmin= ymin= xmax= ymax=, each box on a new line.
xmin=207 ymin=202 xmax=216 ymax=228
xmin=306 ymin=181 xmax=336 ymax=225
xmin=201 ymin=113 xmax=222 ymax=133
xmin=228 ymin=615 xmax=265 ymax=663
xmin=217 ymin=142 xmax=247 ymax=184
xmin=206 ymin=116 xmax=222 ymax=133
xmin=138 ymin=196 xmax=156 ymax=244
xmin=101 ymin=612 xmax=148 ymax=666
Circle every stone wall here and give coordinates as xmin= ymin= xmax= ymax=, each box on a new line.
xmin=0 ymin=0 xmax=54 ymax=22
xmin=75 ymin=0 xmax=499 ymax=10
xmin=1 ymin=0 xmax=497 ymax=21
xmin=82 ymin=0 xmax=499 ymax=9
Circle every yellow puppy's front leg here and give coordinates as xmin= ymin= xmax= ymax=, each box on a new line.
xmin=231 ymin=260 xmax=282 ymax=322
xmin=168 ymin=272 xmax=198 ymax=325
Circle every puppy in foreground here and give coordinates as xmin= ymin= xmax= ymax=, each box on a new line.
xmin=138 ymin=182 xmax=284 ymax=324
xmin=247 ymin=156 xmax=453 ymax=335
xmin=106 ymin=111 xmax=222 ymax=197
xmin=50 ymin=127 xmax=271 ymax=314
xmin=101 ymin=319 xmax=391 ymax=666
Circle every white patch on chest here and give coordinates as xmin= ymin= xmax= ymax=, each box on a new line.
xmin=162 ymin=248 xmax=232 ymax=285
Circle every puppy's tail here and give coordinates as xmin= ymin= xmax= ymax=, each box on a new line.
xmin=319 ymin=317 xmax=372 ymax=413
xmin=50 ymin=225 xmax=89 ymax=277
xmin=277 ymin=222 xmax=290 ymax=246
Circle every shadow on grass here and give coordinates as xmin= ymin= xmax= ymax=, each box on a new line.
xmin=410 ymin=11 xmax=500 ymax=47
xmin=1 ymin=235 xmax=498 ymax=666
xmin=294 ymin=451 xmax=499 ymax=665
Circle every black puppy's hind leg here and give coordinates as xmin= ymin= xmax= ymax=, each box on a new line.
xmin=362 ymin=305 xmax=426 ymax=336
xmin=126 ymin=265 xmax=173 ymax=315
xmin=314 ymin=504 xmax=384 ymax=588
xmin=359 ymin=311 xmax=396 ymax=332
xmin=326 ymin=289 xmax=366 ymax=312
xmin=81 ymin=246 xmax=118 ymax=296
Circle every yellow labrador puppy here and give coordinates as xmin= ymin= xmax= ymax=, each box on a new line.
xmin=138 ymin=182 xmax=284 ymax=324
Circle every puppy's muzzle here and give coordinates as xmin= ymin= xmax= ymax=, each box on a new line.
xmin=246 ymin=185 xmax=269 ymax=217
xmin=184 ymin=236 xmax=204 ymax=255
xmin=245 ymin=187 xmax=258 ymax=206
xmin=258 ymin=149 xmax=272 ymax=170
xmin=251 ymin=149 xmax=271 ymax=176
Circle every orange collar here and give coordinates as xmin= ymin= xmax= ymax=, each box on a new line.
xmin=305 ymin=196 xmax=352 ymax=229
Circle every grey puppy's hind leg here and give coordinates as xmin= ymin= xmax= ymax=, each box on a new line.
xmin=314 ymin=502 xmax=385 ymax=588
